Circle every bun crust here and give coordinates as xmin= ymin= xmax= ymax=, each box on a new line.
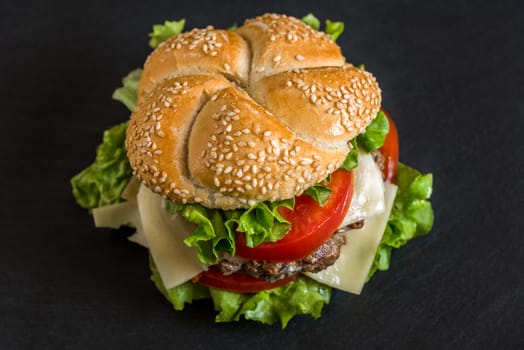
xmin=236 ymin=13 xmax=345 ymax=83
xmin=138 ymin=27 xmax=250 ymax=101
xmin=127 ymin=13 xmax=381 ymax=209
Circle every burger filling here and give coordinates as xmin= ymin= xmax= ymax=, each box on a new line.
xmin=217 ymin=233 xmax=346 ymax=282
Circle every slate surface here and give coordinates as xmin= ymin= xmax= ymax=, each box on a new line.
xmin=2 ymin=0 xmax=523 ymax=348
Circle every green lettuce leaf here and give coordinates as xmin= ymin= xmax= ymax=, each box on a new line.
xmin=71 ymin=123 xmax=132 ymax=210
xmin=357 ymin=110 xmax=390 ymax=152
xmin=111 ymin=69 xmax=142 ymax=112
xmin=301 ymin=14 xmax=344 ymax=42
xmin=180 ymin=203 xmax=236 ymax=265
xmin=150 ymin=256 xmax=330 ymax=329
xmin=303 ymin=180 xmax=332 ymax=206
xmin=301 ymin=13 xmax=320 ymax=30
xmin=229 ymin=198 xmax=294 ymax=247
xmin=340 ymin=139 xmax=359 ymax=171
xmin=368 ymin=163 xmax=434 ymax=280
xmin=165 ymin=199 xmax=294 ymax=265
xmin=149 ymin=19 xmax=186 ymax=48
xmin=227 ymin=22 xmax=238 ymax=31
xmin=325 ymin=20 xmax=344 ymax=41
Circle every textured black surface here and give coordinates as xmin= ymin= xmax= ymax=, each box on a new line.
xmin=2 ymin=0 xmax=523 ymax=348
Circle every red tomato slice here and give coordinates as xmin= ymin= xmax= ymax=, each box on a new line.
xmin=235 ymin=170 xmax=354 ymax=262
xmin=379 ymin=108 xmax=399 ymax=183
xmin=194 ymin=265 xmax=298 ymax=293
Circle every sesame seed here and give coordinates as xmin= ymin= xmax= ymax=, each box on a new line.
xmin=300 ymin=158 xmax=313 ymax=165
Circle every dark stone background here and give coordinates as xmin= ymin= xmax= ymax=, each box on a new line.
xmin=2 ymin=0 xmax=523 ymax=348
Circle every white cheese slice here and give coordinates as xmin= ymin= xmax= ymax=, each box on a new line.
xmin=136 ymin=185 xmax=205 ymax=289
xmin=93 ymin=201 xmax=140 ymax=229
xmin=306 ymin=182 xmax=397 ymax=294
xmin=92 ymin=200 xmax=148 ymax=248
xmin=127 ymin=228 xmax=148 ymax=248
xmin=340 ymin=149 xmax=385 ymax=226
xmin=121 ymin=176 xmax=141 ymax=204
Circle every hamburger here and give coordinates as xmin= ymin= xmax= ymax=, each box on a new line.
xmin=71 ymin=13 xmax=434 ymax=328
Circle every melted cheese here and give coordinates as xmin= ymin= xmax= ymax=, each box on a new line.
xmin=341 ymin=150 xmax=385 ymax=226
xmin=136 ymin=185 xmax=205 ymax=289
xmin=306 ymin=182 xmax=397 ymax=294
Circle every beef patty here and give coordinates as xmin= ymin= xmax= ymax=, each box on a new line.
xmin=217 ymin=233 xmax=346 ymax=282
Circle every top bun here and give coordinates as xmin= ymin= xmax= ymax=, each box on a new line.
xmin=126 ymin=13 xmax=381 ymax=209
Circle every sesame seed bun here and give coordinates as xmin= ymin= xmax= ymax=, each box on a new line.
xmin=138 ymin=26 xmax=250 ymax=101
xmin=126 ymin=13 xmax=381 ymax=209
xmin=236 ymin=13 xmax=346 ymax=84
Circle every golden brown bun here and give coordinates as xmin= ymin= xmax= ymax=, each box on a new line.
xmin=138 ymin=27 xmax=250 ymax=101
xmin=127 ymin=13 xmax=381 ymax=209
xmin=236 ymin=13 xmax=345 ymax=84
xmin=250 ymin=64 xmax=381 ymax=148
